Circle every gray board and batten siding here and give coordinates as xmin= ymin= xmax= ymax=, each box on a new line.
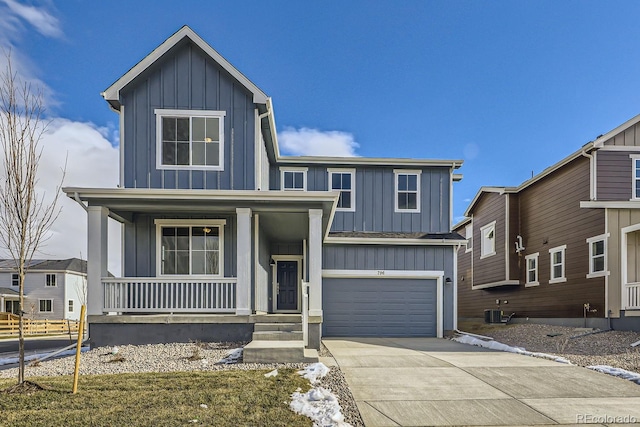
xmin=271 ymin=165 xmax=452 ymax=233
xmin=121 ymin=39 xmax=257 ymax=191
xmin=597 ymin=150 xmax=637 ymax=201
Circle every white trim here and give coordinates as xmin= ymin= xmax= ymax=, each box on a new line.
xmin=480 ymin=221 xmax=496 ymax=259
xmin=254 ymin=108 xmax=260 ymax=191
xmin=322 ymin=268 xmax=445 ymax=338
xmin=549 ymin=245 xmax=567 ymax=284
xmin=593 ymin=113 xmax=640 ymax=148
xmin=328 ymin=168 xmax=356 ymax=212
xmin=581 ymin=200 xmax=640 ymax=209
xmin=102 ymin=26 xmax=268 ymax=105
xmin=154 ymin=109 xmax=226 ymax=171
xmin=324 ymin=236 xmax=466 ymax=246
xmin=394 ymin=170 xmax=421 ymax=213
xmin=621 ymin=222 xmax=640 ymax=309
xmin=452 ymin=245 xmax=459 ymax=331
xmin=631 ymin=155 xmax=640 ymax=200
xmin=280 ymin=156 xmax=462 ymax=168
xmin=598 ymin=145 xmax=640 ymax=151
xmin=272 ymin=255 xmax=303 ymax=313
xmin=119 ymin=105 xmax=125 ymax=187
xmin=525 ymin=252 xmax=539 ymax=287
xmin=465 ymin=223 xmax=473 ymax=253
xmin=154 ymin=219 xmax=226 ymax=277
xmin=280 ymin=167 xmax=308 ymax=191
xmin=586 ymin=233 xmax=609 ymax=278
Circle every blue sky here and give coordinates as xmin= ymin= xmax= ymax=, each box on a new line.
xmin=3 ymin=0 xmax=640 ymax=269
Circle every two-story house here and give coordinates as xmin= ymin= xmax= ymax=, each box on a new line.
xmin=454 ymin=114 xmax=640 ymax=331
xmin=0 ymin=258 xmax=87 ymax=321
xmin=64 ymin=26 xmax=464 ymax=361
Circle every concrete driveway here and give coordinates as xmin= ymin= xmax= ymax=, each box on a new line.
xmin=323 ymin=337 xmax=640 ymax=426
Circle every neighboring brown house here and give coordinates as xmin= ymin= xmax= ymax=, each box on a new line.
xmin=454 ymin=114 xmax=640 ymax=330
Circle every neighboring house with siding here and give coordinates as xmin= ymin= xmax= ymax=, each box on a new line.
xmin=63 ymin=26 xmax=464 ymax=361
xmin=0 ymin=259 xmax=87 ymax=321
xmin=454 ymin=114 xmax=640 ymax=330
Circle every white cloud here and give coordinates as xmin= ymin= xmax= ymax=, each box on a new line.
xmin=0 ymin=0 xmax=62 ymax=39
xmin=278 ymin=127 xmax=359 ymax=157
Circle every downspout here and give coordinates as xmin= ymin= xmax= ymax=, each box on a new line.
xmin=72 ymin=192 xmax=88 ymax=212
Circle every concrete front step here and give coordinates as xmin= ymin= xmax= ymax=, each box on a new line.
xmin=243 ymin=340 xmax=318 ymax=363
xmin=252 ymin=330 xmax=303 ymax=341
xmin=254 ymin=322 xmax=302 ymax=332
xmin=252 ymin=314 xmax=302 ymax=323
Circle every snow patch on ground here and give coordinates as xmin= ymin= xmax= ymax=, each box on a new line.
xmin=588 ymin=365 xmax=640 ymax=385
xmin=0 ymin=347 xmax=90 ymax=366
xmin=216 ymin=348 xmax=242 ymax=364
xmin=452 ymin=334 xmax=571 ymax=364
xmin=290 ymin=362 xmax=351 ymax=427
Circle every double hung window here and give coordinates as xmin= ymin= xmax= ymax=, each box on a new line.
xmin=280 ymin=168 xmax=307 ymax=191
xmin=394 ymin=170 xmax=421 ymax=212
xmin=549 ymin=245 xmax=567 ymax=284
xmin=525 ymin=253 xmax=539 ymax=286
xmin=328 ymin=169 xmax=355 ymax=211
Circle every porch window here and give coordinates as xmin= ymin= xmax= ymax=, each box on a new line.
xmin=480 ymin=221 xmax=496 ymax=259
xmin=155 ymin=109 xmax=225 ymax=170
xmin=549 ymin=245 xmax=567 ymax=284
xmin=525 ymin=252 xmax=539 ymax=286
xmin=11 ymin=273 xmax=18 ymax=287
xmin=45 ymin=273 xmax=56 ymax=287
xmin=587 ymin=234 xmax=607 ymax=278
xmin=328 ymin=169 xmax=355 ymax=211
xmin=156 ymin=219 xmax=226 ymax=276
xmin=39 ymin=299 xmax=53 ymax=313
xmin=280 ymin=167 xmax=307 ymax=191
xmin=632 ymin=155 xmax=640 ymax=199
xmin=394 ymin=170 xmax=421 ymax=212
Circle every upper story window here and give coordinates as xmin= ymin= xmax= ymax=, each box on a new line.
xmin=156 ymin=219 xmax=226 ymax=276
xmin=525 ymin=252 xmax=539 ymax=287
xmin=328 ymin=169 xmax=355 ymax=211
xmin=632 ymin=155 xmax=640 ymax=200
xmin=280 ymin=167 xmax=307 ymax=191
xmin=465 ymin=224 xmax=473 ymax=253
xmin=45 ymin=273 xmax=56 ymax=287
xmin=480 ymin=221 xmax=496 ymax=259
xmin=11 ymin=273 xmax=18 ymax=287
xmin=155 ymin=109 xmax=225 ymax=170
xmin=549 ymin=244 xmax=567 ymax=284
xmin=587 ymin=234 xmax=607 ymax=278
xmin=394 ymin=170 xmax=421 ymax=212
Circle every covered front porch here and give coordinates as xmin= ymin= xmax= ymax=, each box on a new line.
xmin=64 ymin=188 xmax=338 ymax=350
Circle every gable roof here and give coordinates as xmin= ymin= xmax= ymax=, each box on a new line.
xmin=0 ymin=258 xmax=87 ymax=274
xmin=102 ymin=25 xmax=269 ymax=110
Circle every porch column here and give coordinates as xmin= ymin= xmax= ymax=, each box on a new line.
xmin=308 ymin=209 xmax=323 ymax=317
xmin=236 ymin=208 xmax=252 ymax=315
xmin=87 ymin=206 xmax=109 ymax=316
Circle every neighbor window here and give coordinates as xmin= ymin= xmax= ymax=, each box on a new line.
xmin=280 ymin=168 xmax=307 ymax=191
xmin=480 ymin=221 xmax=496 ymax=258
xmin=632 ymin=155 xmax=640 ymax=199
xmin=68 ymin=300 xmax=74 ymax=313
xmin=328 ymin=169 xmax=355 ymax=211
xmin=465 ymin=224 xmax=473 ymax=253
xmin=11 ymin=273 xmax=18 ymax=287
xmin=549 ymin=245 xmax=567 ymax=284
xmin=155 ymin=109 xmax=225 ymax=170
xmin=39 ymin=299 xmax=53 ymax=313
xmin=587 ymin=234 xmax=607 ymax=278
xmin=394 ymin=170 xmax=421 ymax=212
xmin=525 ymin=253 xmax=539 ymax=287
xmin=156 ymin=220 xmax=226 ymax=276
xmin=45 ymin=273 xmax=56 ymax=287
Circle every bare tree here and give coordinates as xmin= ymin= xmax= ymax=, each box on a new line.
xmin=0 ymin=51 xmax=64 ymax=385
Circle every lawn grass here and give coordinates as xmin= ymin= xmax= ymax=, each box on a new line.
xmin=457 ymin=319 xmax=517 ymax=334
xmin=0 ymin=369 xmax=312 ymax=427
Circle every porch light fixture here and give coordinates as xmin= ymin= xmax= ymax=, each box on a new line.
xmin=445 ymin=277 xmax=452 ymax=285
xmin=202 ymin=227 xmax=211 ymax=234
xmin=269 ymin=258 xmax=275 ymax=266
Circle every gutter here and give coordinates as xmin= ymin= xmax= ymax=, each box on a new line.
xmin=72 ymin=192 xmax=88 ymax=212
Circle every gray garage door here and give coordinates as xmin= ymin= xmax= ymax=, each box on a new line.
xmin=322 ymin=278 xmax=437 ymax=337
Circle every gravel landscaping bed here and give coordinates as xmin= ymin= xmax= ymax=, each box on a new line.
xmin=462 ymin=323 xmax=640 ymax=373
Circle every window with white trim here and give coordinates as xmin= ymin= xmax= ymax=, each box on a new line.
xmin=587 ymin=234 xmax=607 ymax=277
xmin=39 ymin=299 xmax=53 ymax=313
xmin=11 ymin=273 xmax=18 ymax=287
xmin=632 ymin=155 xmax=640 ymax=199
xmin=480 ymin=221 xmax=496 ymax=258
xmin=156 ymin=220 xmax=225 ymax=276
xmin=465 ymin=224 xmax=473 ymax=253
xmin=68 ymin=300 xmax=74 ymax=313
xmin=549 ymin=245 xmax=567 ymax=283
xmin=394 ymin=170 xmax=421 ymax=212
xmin=45 ymin=273 xmax=56 ymax=287
xmin=155 ymin=109 xmax=225 ymax=170
xmin=328 ymin=169 xmax=355 ymax=211
xmin=280 ymin=168 xmax=307 ymax=191
xmin=525 ymin=252 xmax=539 ymax=286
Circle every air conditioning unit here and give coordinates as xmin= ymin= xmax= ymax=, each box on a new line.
xmin=484 ymin=309 xmax=502 ymax=324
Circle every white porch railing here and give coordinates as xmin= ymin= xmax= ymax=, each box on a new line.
xmin=102 ymin=277 xmax=237 ymax=313
xmin=625 ymin=282 xmax=640 ymax=310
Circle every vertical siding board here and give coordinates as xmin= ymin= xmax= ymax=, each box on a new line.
xmin=176 ymin=47 xmax=190 ymax=108
xmin=136 ymin=216 xmax=151 ymax=277
xmin=124 ymin=221 xmax=137 ymax=277
xmin=233 ymin=87 xmax=246 ymax=190
xmin=218 ymin=76 xmax=233 ymax=190
xmin=134 ymin=82 xmax=149 ymax=188
xmin=148 ymin=73 xmax=162 ymax=188
xmin=123 ymin=93 xmax=135 ymax=188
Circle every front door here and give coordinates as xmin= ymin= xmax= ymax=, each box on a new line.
xmin=277 ymin=260 xmax=298 ymax=311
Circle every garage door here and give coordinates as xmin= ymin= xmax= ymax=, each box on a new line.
xmin=322 ymin=278 xmax=437 ymax=337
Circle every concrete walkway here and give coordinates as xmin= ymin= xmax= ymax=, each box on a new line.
xmin=323 ymin=337 xmax=640 ymax=426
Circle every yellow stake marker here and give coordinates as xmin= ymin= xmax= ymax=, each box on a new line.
xmin=72 ymin=305 xmax=86 ymax=394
